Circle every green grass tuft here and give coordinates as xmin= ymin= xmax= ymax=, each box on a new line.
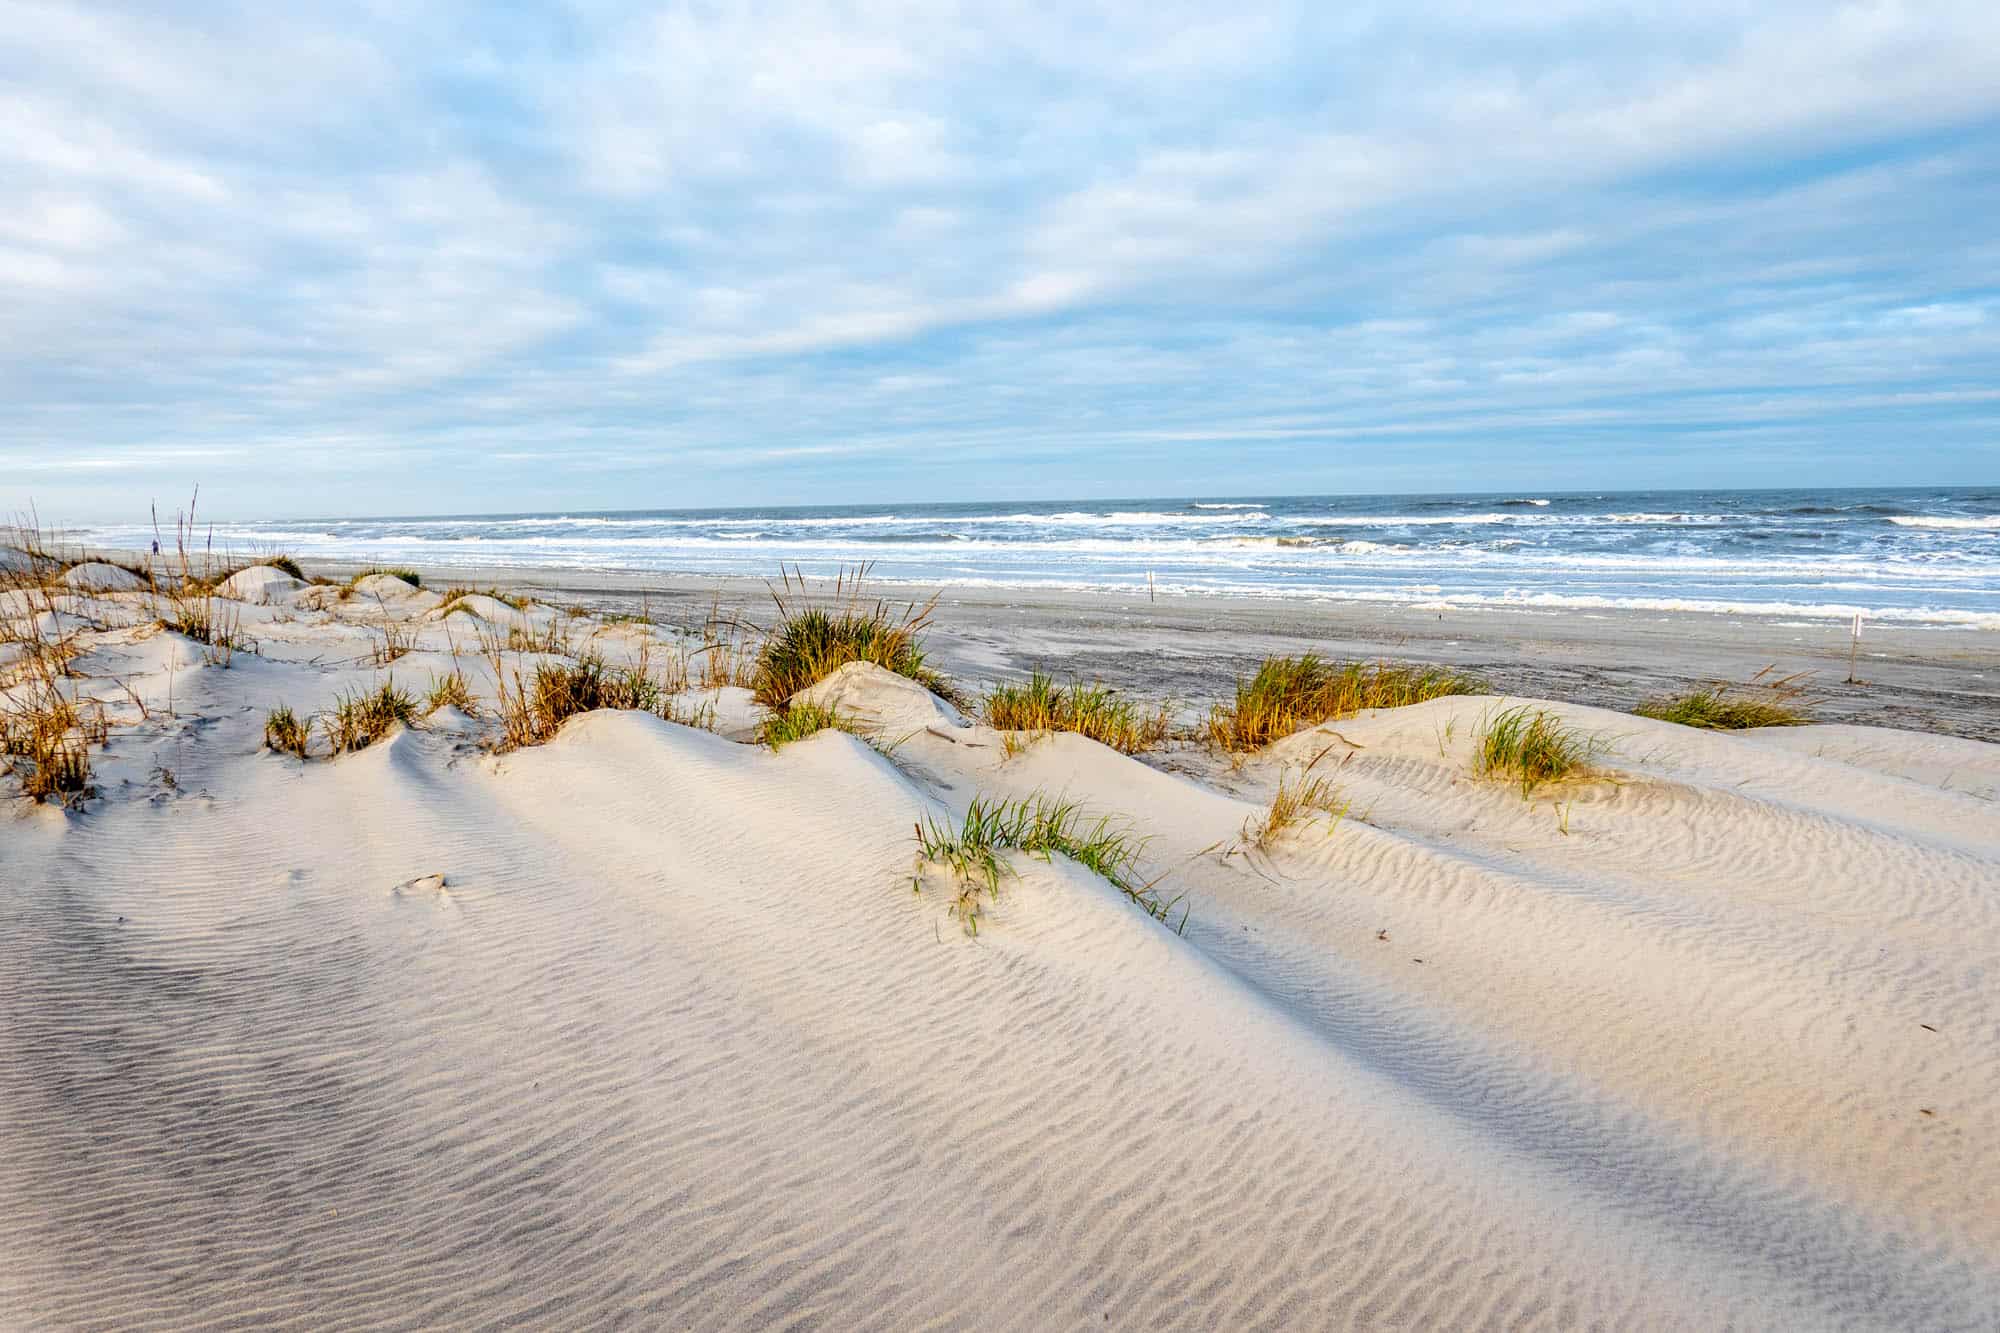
xmin=261 ymin=555 xmax=304 ymax=580
xmin=264 ymin=705 xmax=311 ymax=758
xmin=322 ymin=681 xmax=419 ymax=755
xmin=751 ymin=591 xmax=952 ymax=706
xmin=1635 ymin=674 xmax=1810 ymax=730
xmin=1474 ymin=705 xmax=1602 ymax=795
xmin=984 ymin=670 xmax=1168 ymax=754
xmin=351 ymin=567 xmax=421 ymax=588
xmin=913 ymin=793 xmax=1180 ymax=934
xmin=1209 ymin=654 xmax=1483 ymax=752
xmin=756 ymin=701 xmax=852 ymax=749
xmin=424 ymin=669 xmax=478 ymax=717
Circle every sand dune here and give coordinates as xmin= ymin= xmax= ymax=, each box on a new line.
xmin=4 ymin=574 xmax=1998 ymax=1328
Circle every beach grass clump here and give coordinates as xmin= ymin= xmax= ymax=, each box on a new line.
xmin=372 ymin=619 xmax=419 ymax=666
xmin=2 ymin=688 xmax=102 ymax=804
xmin=259 ymin=555 xmax=304 ymax=580
xmin=756 ymin=701 xmax=852 ymax=750
xmin=526 ymin=655 xmax=662 ymax=735
xmin=1475 ymin=705 xmax=1602 ymax=795
xmin=490 ymin=653 xmax=696 ymax=747
xmin=984 ymin=670 xmax=1169 ymax=754
xmin=322 ymin=681 xmax=419 ymax=755
xmin=913 ymin=793 xmax=1179 ymax=934
xmin=1635 ymin=670 xmax=1811 ymax=730
xmin=1209 ymin=654 xmax=1484 ymax=752
xmin=351 ymin=567 xmax=421 ymax=588
xmin=1635 ymin=688 xmax=1805 ymax=730
xmin=1246 ymin=770 xmax=1351 ymax=848
xmin=438 ymin=586 xmax=531 ymax=615
xmin=752 ymin=573 xmax=952 ymax=707
xmin=424 ymin=669 xmax=478 ymax=717
xmin=142 ymin=493 xmax=250 ymax=662
xmin=264 ymin=705 xmax=312 ymax=758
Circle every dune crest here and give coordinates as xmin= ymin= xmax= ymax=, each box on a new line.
xmin=3 ymin=580 xmax=1998 ymax=1328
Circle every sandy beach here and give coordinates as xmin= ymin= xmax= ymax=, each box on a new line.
xmin=4 ymin=554 xmax=1999 ymax=1328
xmin=285 ymin=558 xmax=2000 ymax=742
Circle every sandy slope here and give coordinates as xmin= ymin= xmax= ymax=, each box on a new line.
xmin=3 ymin=575 xmax=1998 ymax=1329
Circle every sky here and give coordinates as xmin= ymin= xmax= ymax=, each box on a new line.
xmin=3 ymin=1 xmax=1999 ymax=521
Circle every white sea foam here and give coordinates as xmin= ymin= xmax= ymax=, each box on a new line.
xmin=1889 ymin=516 xmax=2000 ymax=530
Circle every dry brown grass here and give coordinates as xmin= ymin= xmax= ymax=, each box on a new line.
xmin=148 ymin=491 xmax=251 ymax=664
xmin=1245 ymin=770 xmax=1351 ymax=848
xmin=1209 ymin=654 xmax=1484 ymax=752
xmin=424 ymin=669 xmax=478 ymax=716
xmin=1 ymin=513 xmax=109 ymax=803
xmin=485 ymin=639 xmax=707 ymax=748
xmin=264 ymin=705 xmax=311 ymax=759
xmin=693 ymin=597 xmax=759 ymax=690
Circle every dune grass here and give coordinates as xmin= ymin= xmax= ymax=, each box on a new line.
xmin=0 ymin=516 xmax=106 ymax=803
xmin=1209 ymin=654 xmax=1484 ymax=752
xmin=756 ymin=701 xmax=852 ymax=750
xmin=1 ymin=686 xmax=104 ymax=803
xmin=351 ymin=567 xmax=421 ymax=588
xmin=752 ymin=566 xmax=953 ymax=706
xmin=424 ymin=669 xmax=478 ymax=717
xmin=1635 ymin=671 xmax=1811 ymax=730
xmin=487 ymin=652 xmax=708 ymax=747
xmin=371 ymin=619 xmax=418 ymax=666
xmin=147 ymin=493 xmax=249 ymax=661
xmin=322 ymin=681 xmax=419 ymax=755
xmin=264 ymin=705 xmax=312 ymax=758
xmin=1475 ymin=705 xmax=1602 ymax=795
xmin=438 ymin=586 xmax=532 ymax=615
xmin=258 ymin=555 xmax=304 ymax=580
xmin=984 ymin=670 xmax=1169 ymax=754
xmin=692 ymin=599 xmax=758 ymax=690
xmin=1246 ymin=769 xmax=1351 ymax=848
xmin=913 ymin=793 xmax=1180 ymax=934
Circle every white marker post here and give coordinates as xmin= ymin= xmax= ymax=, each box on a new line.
xmin=1847 ymin=611 xmax=1863 ymax=684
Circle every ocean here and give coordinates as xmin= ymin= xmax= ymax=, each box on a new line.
xmin=81 ymin=487 xmax=2000 ymax=629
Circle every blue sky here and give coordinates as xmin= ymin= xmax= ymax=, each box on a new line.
xmin=3 ymin=1 xmax=1998 ymax=520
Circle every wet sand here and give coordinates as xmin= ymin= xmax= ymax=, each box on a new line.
xmin=288 ymin=559 xmax=2000 ymax=742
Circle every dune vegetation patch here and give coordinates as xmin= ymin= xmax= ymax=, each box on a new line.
xmin=756 ymin=701 xmax=853 ymax=750
xmin=1475 ymin=705 xmax=1604 ymax=795
xmin=438 ymin=586 xmax=531 ymax=616
xmin=488 ymin=652 xmax=709 ymax=748
xmin=914 ymin=793 xmax=1181 ymax=934
xmin=984 ymin=670 xmax=1169 ymax=754
xmin=2 ymin=686 xmax=105 ymax=803
xmin=424 ymin=669 xmax=477 ymax=717
xmin=263 ymin=705 xmax=312 ymax=759
xmin=1245 ymin=767 xmax=1352 ymax=849
xmin=1209 ymin=654 xmax=1484 ymax=752
xmin=350 ymin=567 xmax=421 ymax=589
xmin=1636 ymin=671 xmax=1811 ymax=730
xmin=322 ymin=682 xmax=419 ymax=755
xmin=752 ymin=566 xmax=954 ymax=707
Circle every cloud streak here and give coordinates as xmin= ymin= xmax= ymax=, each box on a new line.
xmin=2 ymin=1 xmax=1997 ymax=517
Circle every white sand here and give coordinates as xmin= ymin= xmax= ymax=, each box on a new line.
xmin=3 ymin=574 xmax=1998 ymax=1328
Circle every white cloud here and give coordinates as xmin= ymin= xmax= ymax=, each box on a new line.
xmin=3 ymin=0 xmax=1999 ymax=515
